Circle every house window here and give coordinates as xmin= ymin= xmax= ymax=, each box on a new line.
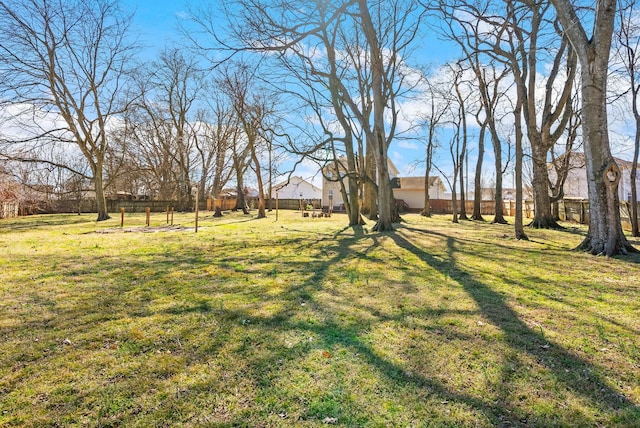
xmin=391 ymin=177 xmax=401 ymax=189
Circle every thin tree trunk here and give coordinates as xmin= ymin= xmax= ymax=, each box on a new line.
xmin=490 ymin=129 xmax=506 ymax=224
xmin=422 ymin=168 xmax=432 ymax=217
xmin=251 ymin=150 xmax=266 ymax=219
xmin=473 ymin=120 xmax=486 ymax=221
xmin=631 ymin=120 xmax=640 ymax=237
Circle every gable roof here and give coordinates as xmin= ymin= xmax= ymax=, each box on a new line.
xmin=550 ymin=152 xmax=635 ymax=170
xmin=273 ymin=176 xmax=320 ymax=193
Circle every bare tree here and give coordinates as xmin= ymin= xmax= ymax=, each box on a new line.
xmin=151 ymin=48 xmax=203 ymax=208
xmin=193 ymin=96 xmax=236 ymax=201
xmin=551 ymin=0 xmax=636 ymax=255
xmin=188 ymin=0 xmax=422 ymax=231
xmin=220 ymin=63 xmax=274 ymax=219
xmin=449 ymin=63 xmax=471 ymax=223
xmin=615 ymin=0 xmax=640 ymax=236
xmin=433 ymin=0 xmax=577 ymax=229
xmin=0 ymin=0 xmax=137 ymax=221
xmin=465 ymin=62 xmax=511 ymax=224
xmin=419 ymin=74 xmax=452 ymax=217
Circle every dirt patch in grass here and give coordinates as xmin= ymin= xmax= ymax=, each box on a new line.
xmin=96 ymin=225 xmax=193 ymax=233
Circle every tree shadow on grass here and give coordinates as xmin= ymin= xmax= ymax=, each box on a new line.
xmin=0 ymin=214 xmax=93 ymax=233
xmin=5 ymin=221 xmax=639 ymax=426
xmin=389 ymin=225 xmax=639 ymax=420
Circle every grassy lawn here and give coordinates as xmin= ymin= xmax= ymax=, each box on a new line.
xmin=1 ymin=210 xmax=639 ymax=427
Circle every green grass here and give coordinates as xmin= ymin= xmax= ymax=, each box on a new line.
xmin=1 ymin=210 xmax=639 ymax=427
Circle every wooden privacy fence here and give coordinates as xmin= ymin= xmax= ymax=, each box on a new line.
xmin=558 ymin=199 xmax=640 ymax=232
xmin=208 ymin=198 xmax=237 ymax=211
xmin=426 ymin=199 xmax=526 ymax=216
xmin=558 ymin=199 xmax=590 ymax=225
xmin=273 ymin=198 xmax=321 ymax=210
xmin=0 ymin=202 xmax=19 ymax=219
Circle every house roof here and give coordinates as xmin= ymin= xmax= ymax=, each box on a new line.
xmin=273 ymin=176 xmax=321 ymax=193
xmin=550 ymin=152 xmax=635 ymax=170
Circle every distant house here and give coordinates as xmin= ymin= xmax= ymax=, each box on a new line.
xmin=549 ymin=152 xmax=640 ymax=201
xmin=0 ymin=176 xmax=20 ymax=219
xmin=321 ymin=158 xmax=447 ymax=210
xmin=322 ymin=158 xmax=401 ymax=210
xmin=271 ymin=176 xmax=322 ymax=200
xmin=391 ymin=176 xmax=447 ymax=209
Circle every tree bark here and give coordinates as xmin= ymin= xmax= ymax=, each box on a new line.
xmin=551 ymin=0 xmax=636 ymax=255
xmin=93 ymin=162 xmax=111 ymax=221
xmin=251 ymin=149 xmax=266 ymax=219
xmin=489 ymin=127 xmax=507 ymax=224
xmin=472 ymin=119 xmax=486 ymax=221
xmin=422 ymin=169 xmax=432 ymax=217
xmin=358 ymin=0 xmax=395 ymax=231
xmin=529 ymin=141 xmax=559 ymax=228
xmin=631 ymin=121 xmax=640 ymax=236
xmin=513 ymin=82 xmax=528 ymax=240
xmin=362 ymin=137 xmax=378 ymax=220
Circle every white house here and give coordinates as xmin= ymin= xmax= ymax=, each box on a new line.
xmin=322 ymin=159 xmax=401 ymax=209
xmin=549 ymin=153 xmax=640 ymax=201
xmin=321 ymin=158 xmax=448 ymax=210
xmin=391 ymin=176 xmax=447 ymax=209
xmin=271 ymin=176 xmax=322 ymax=200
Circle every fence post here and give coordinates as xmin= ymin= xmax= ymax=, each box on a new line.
xmin=171 ymin=207 xmax=174 ymax=226
xmin=194 ymin=191 xmax=199 ymax=233
xmin=166 ymin=206 xmax=169 ymax=224
xmin=120 ymin=207 xmax=125 ymax=228
xmin=146 ymin=207 xmax=150 ymax=227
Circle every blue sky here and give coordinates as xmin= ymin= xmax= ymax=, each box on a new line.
xmin=124 ymin=0 xmax=189 ymax=55
xmin=121 ymin=1 xmax=475 ymax=189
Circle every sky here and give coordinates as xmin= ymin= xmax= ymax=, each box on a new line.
xmin=124 ymin=0 xmax=190 ymax=55
xmin=81 ymin=1 xmax=640 ymax=193
xmin=3 ymin=1 xmax=637 ymax=194
xmin=121 ymin=1 xmax=467 ymax=189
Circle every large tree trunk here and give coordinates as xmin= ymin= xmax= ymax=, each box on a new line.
xmin=513 ymin=87 xmax=528 ymax=240
xmin=551 ymin=0 xmax=635 ymax=256
xmin=358 ymin=0 xmax=395 ymax=232
xmin=93 ymin=165 xmax=110 ymax=222
xmin=577 ymin=70 xmax=632 ymax=255
xmin=451 ymin=171 xmax=459 ymax=224
xmin=374 ymin=154 xmax=394 ymax=231
xmin=529 ymin=141 xmax=560 ymax=228
xmin=362 ymin=138 xmax=378 ymax=220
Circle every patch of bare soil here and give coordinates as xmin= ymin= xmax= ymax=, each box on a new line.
xmin=95 ymin=225 xmax=193 ymax=233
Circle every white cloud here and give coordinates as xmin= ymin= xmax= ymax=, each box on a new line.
xmin=396 ymin=140 xmax=420 ymax=150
